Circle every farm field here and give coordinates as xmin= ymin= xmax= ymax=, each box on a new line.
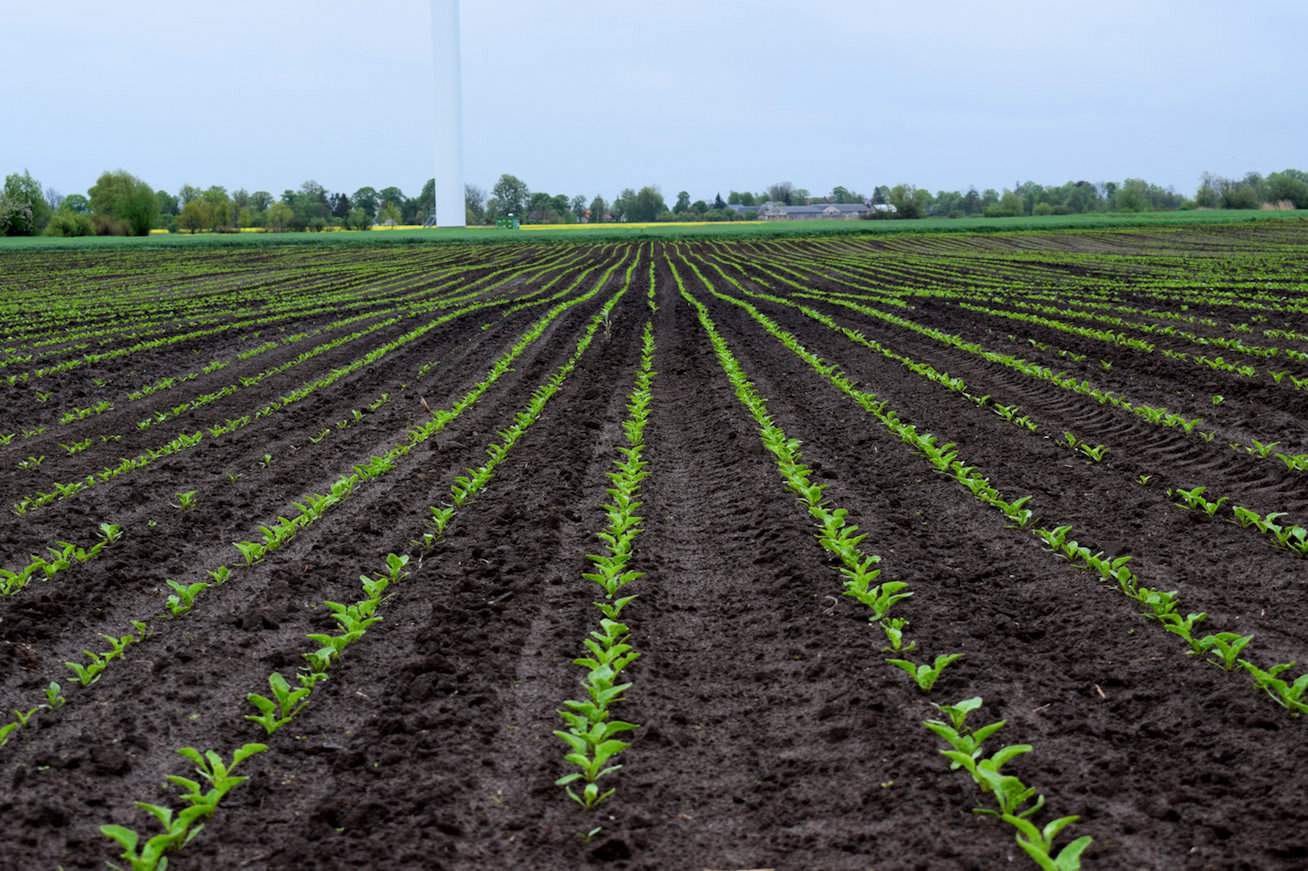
xmin=1 ymin=220 xmax=1307 ymax=869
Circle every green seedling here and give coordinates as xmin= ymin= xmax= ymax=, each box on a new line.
xmin=843 ymin=576 xmax=912 ymax=622
xmin=208 ymin=565 xmax=231 ymax=585
xmin=233 ymin=540 xmax=264 ymax=566
xmin=165 ymin=580 xmax=208 ymax=617
xmin=1077 ymin=443 xmax=1108 ymax=463
xmin=1136 ymin=474 xmax=1152 ymax=486
xmin=173 ymin=490 xmax=198 ymax=511
xmin=1005 ymin=814 xmax=1094 ymax=871
xmin=65 ymin=649 xmax=107 ymax=686
xmin=1211 ymin=394 xmax=1224 ymax=406
xmin=944 ymin=743 xmax=1045 ymax=819
xmin=246 ymin=672 xmax=311 ymax=734
xmin=924 ymin=707 xmax=1006 ymax=770
xmin=45 ymin=681 xmax=65 ymax=709
xmin=1240 ymin=660 xmax=1308 ymax=715
xmin=12 ymin=706 xmax=39 ymax=727
xmin=1000 ymin=495 xmax=1035 ymax=528
xmin=164 ymin=743 xmax=268 ymax=820
xmin=1194 ymin=632 xmax=1254 ymax=670
xmin=17 ymin=455 xmax=45 ymax=470
xmin=384 ymin=553 xmax=409 ymax=584
xmin=0 ymin=721 xmax=19 ymax=747
xmin=887 ymin=653 xmax=963 ymax=692
xmin=880 ymin=616 xmax=917 ymax=653
xmin=1246 ymin=439 xmax=1279 ymax=458
xmin=429 ymin=505 xmax=455 ymax=537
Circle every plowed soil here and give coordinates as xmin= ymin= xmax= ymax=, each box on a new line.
xmin=2 ymin=223 xmax=1308 ymax=870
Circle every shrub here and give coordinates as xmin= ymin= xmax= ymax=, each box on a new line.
xmin=44 ymin=210 xmax=95 ymax=237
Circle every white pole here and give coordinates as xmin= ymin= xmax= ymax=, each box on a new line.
xmin=432 ymin=0 xmax=466 ymax=227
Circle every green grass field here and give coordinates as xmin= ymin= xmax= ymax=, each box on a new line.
xmin=3 ymin=208 xmax=1305 ymax=251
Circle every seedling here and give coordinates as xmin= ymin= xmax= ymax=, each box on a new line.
xmin=1136 ymin=474 xmax=1152 ymax=486
xmin=173 ymin=490 xmax=198 ymax=511
xmin=1211 ymin=394 xmax=1224 ymax=406
xmin=887 ymin=653 xmax=963 ymax=692
xmin=1077 ymin=443 xmax=1108 ymax=463
xmin=1240 ymin=660 xmax=1308 ymax=715
xmin=1194 ymin=632 xmax=1254 ymax=670
xmin=246 ymin=672 xmax=311 ymax=734
xmin=45 ymin=681 xmax=65 ymax=709
xmin=880 ymin=616 xmax=916 ymax=653
xmin=944 ymin=743 xmax=1045 ymax=819
xmin=165 ymin=580 xmax=208 ymax=617
xmin=1005 ymin=814 xmax=1094 ymax=871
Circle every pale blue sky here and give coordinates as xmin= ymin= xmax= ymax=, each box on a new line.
xmin=5 ymin=1 xmax=1304 ymax=202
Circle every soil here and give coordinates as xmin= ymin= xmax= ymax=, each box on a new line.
xmin=1 ymin=225 xmax=1307 ymax=870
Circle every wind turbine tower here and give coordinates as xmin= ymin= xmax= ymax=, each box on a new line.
xmin=431 ymin=0 xmax=466 ymax=227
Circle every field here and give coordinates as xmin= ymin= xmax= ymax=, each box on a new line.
xmin=3 ymin=207 xmax=1305 ymax=250
xmin=1 ymin=220 xmax=1307 ymax=870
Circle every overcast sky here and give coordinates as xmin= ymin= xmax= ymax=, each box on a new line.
xmin=5 ymin=1 xmax=1304 ymax=201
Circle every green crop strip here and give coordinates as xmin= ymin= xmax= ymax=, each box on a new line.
xmin=97 ymin=254 xmax=639 ymax=871
xmin=0 ymin=522 xmax=122 ymax=598
xmin=553 ymin=316 xmax=656 ymax=817
xmin=688 ymin=250 xmax=1308 ymax=572
xmin=0 ymin=253 xmax=634 ymax=751
xmin=671 ymin=256 xmax=1090 ymax=868
xmin=10 ymin=252 xmax=623 ymax=517
xmin=688 ymin=254 xmax=1308 ymax=721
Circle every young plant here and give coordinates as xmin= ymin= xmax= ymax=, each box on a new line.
xmin=1006 ymin=814 xmax=1094 ymax=871
xmin=886 ymin=652 xmax=964 ymax=692
xmin=245 ymin=672 xmax=311 ymax=734
xmin=164 ymin=580 xmax=209 ymax=617
xmin=172 ymin=490 xmax=198 ymax=511
xmin=1195 ymin=632 xmax=1254 ymax=670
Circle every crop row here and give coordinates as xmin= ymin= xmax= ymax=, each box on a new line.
xmin=0 ymin=252 xmax=636 ymax=747
xmin=97 ymin=251 xmax=639 ymax=871
xmin=671 ymin=255 xmax=1092 ymax=869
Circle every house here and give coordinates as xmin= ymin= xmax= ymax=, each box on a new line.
xmin=756 ymin=201 xmax=895 ymax=221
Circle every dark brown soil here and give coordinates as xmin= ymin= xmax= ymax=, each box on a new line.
xmin=2 ymin=227 xmax=1307 ymax=870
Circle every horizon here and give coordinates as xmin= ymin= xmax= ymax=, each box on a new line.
xmin=5 ymin=1 xmax=1306 ymax=201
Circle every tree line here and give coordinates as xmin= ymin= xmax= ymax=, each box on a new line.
xmin=3 ymin=167 xmax=1305 ymax=237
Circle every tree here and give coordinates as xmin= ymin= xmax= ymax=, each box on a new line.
xmin=250 ymin=190 xmax=274 ymax=212
xmin=178 ymin=200 xmax=207 ymax=233
xmin=766 ymin=181 xmax=796 ymax=205
xmin=713 ymin=193 xmax=726 ymax=209
xmin=62 ymin=194 xmax=90 ymax=214
xmin=1266 ymin=169 xmax=1308 ymax=208
xmin=329 ymin=192 xmax=352 ymax=219
xmin=44 ymin=187 xmax=63 ymax=212
xmin=1 ymin=170 xmax=50 ymax=235
xmin=88 ymin=170 xmax=157 ymax=235
xmin=673 ymin=191 xmax=691 ymax=214
xmin=43 ymin=209 xmax=94 ymax=236
xmin=265 ymin=202 xmax=293 ymax=231
xmin=491 ymin=174 xmax=529 ymax=218
xmin=377 ymin=202 xmax=403 ymax=225
xmin=588 ymin=195 xmax=607 ymax=223
xmin=691 ymin=199 xmax=709 ymax=215
xmin=625 ymin=186 xmax=666 ymax=222
xmin=351 ymin=186 xmax=379 ymax=219
xmin=178 ymin=184 xmax=202 ymax=205
xmin=202 ymin=186 xmax=233 ymax=230
xmin=417 ymin=179 xmax=435 ymax=223
xmin=527 ymin=191 xmax=562 ymax=223
xmin=156 ymin=190 xmax=179 ymax=216
xmin=347 ymin=207 xmax=371 ymax=230
xmin=610 ymin=188 xmax=636 ymax=222
xmin=570 ymin=195 xmax=587 ymax=222
xmin=466 ymin=184 xmax=487 ymax=224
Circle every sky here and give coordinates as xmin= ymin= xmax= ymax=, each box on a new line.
xmin=4 ymin=1 xmax=1305 ymax=202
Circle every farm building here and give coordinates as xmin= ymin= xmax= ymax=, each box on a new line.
xmin=755 ymin=201 xmax=896 ymax=220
